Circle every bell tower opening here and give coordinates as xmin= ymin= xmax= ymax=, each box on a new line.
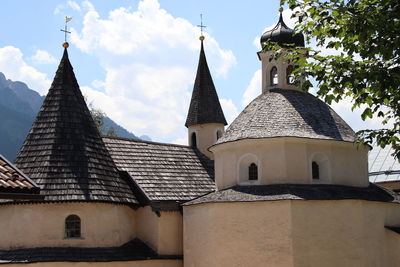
xmin=191 ymin=132 xmax=197 ymax=148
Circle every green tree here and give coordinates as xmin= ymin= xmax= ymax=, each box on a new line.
xmin=88 ymin=103 xmax=117 ymax=137
xmin=279 ymin=0 xmax=400 ymax=159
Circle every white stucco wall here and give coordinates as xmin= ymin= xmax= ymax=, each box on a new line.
xmin=211 ymin=137 xmax=369 ymax=189
xmin=0 ymin=202 xmax=136 ymax=249
xmin=136 ymin=206 xmax=183 ymax=255
xmin=188 ymin=123 xmax=224 ymax=159
xmin=184 ymin=200 xmax=400 ymax=267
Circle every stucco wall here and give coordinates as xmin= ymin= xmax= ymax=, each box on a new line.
xmin=259 ymin=50 xmax=302 ymax=93
xmin=0 ymin=259 xmax=182 ymax=267
xmin=211 ymin=137 xmax=369 ymax=189
xmin=183 ymin=201 xmax=294 ymax=267
xmin=136 ymin=206 xmax=182 ymax=255
xmin=0 ymin=202 xmax=136 ymax=249
xmin=184 ymin=200 xmax=400 ymax=267
xmin=188 ymin=123 xmax=224 ymax=159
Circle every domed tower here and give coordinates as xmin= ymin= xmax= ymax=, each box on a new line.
xmin=259 ymin=8 xmax=305 ymax=93
xmin=207 ymin=9 xmax=369 ymax=190
xmin=185 ymin=36 xmax=227 ymax=159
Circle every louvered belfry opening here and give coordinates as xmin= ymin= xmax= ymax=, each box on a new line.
xmin=14 ymin=48 xmax=138 ymax=204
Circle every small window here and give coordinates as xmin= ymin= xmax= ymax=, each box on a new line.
xmin=312 ymin=161 xmax=319 ymax=180
xmin=65 ymin=215 xmax=81 ymax=238
xmin=191 ymin=132 xmax=197 ymax=148
xmin=270 ymin=67 xmax=278 ymax=85
xmin=286 ymin=65 xmax=295 ymax=84
xmin=249 ymin=163 xmax=258 ymax=180
xmin=216 ymin=130 xmax=222 ymax=140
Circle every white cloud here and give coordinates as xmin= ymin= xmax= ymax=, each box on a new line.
xmin=0 ymin=46 xmax=51 ymax=95
xmin=220 ymin=98 xmax=239 ymax=125
xmin=30 ymin=49 xmax=57 ymax=64
xmin=242 ymin=69 xmax=261 ymax=107
xmin=67 ymin=1 xmax=81 ymax=12
xmin=71 ymin=0 xmax=236 ymax=143
xmin=54 ymin=1 xmax=82 ymax=14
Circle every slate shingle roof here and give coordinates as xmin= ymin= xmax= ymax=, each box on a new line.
xmin=183 ymin=183 xmax=400 ymax=206
xmin=216 ymin=89 xmax=356 ymax=145
xmin=103 ymin=137 xmax=215 ymax=202
xmin=185 ymin=40 xmax=227 ymax=127
xmin=13 ymin=49 xmax=138 ymax=205
xmin=0 ymin=238 xmax=181 ymax=264
xmin=0 ymin=154 xmax=41 ymax=199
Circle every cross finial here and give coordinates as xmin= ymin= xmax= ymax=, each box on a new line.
xmin=197 ymin=14 xmax=206 ymax=40
xmin=61 ymin=16 xmax=72 ymax=47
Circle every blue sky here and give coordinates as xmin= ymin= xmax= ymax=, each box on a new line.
xmin=0 ymin=0 xmax=384 ymax=144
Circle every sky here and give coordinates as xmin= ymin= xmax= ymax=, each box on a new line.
xmin=0 ymin=0 xmax=386 ymax=145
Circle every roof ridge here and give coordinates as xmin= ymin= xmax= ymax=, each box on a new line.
xmin=103 ymin=135 xmax=192 ymax=148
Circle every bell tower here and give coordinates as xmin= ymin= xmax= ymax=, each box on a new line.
xmin=258 ymin=8 xmax=305 ymax=93
xmin=185 ymin=35 xmax=227 ymax=159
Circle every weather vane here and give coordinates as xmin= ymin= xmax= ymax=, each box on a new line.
xmin=197 ymin=14 xmax=206 ymax=40
xmin=61 ymin=16 xmax=72 ymax=47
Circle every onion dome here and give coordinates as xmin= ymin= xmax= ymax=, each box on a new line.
xmin=215 ymin=89 xmax=355 ymax=145
xmin=260 ymin=8 xmax=305 ymax=49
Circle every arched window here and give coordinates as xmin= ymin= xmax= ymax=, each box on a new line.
xmin=248 ymin=163 xmax=258 ymax=180
xmin=65 ymin=215 xmax=81 ymax=238
xmin=312 ymin=161 xmax=319 ymax=180
xmin=310 ymin=153 xmax=330 ymax=183
xmin=286 ymin=65 xmax=295 ymax=84
xmin=238 ymin=153 xmax=260 ymax=184
xmin=216 ymin=130 xmax=222 ymax=140
xmin=270 ymin=66 xmax=278 ymax=85
xmin=191 ymin=132 xmax=197 ymax=148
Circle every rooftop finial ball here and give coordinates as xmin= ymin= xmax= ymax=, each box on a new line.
xmin=199 ymin=36 xmax=205 ymax=41
xmin=63 ymin=42 xmax=69 ymax=48
xmin=279 ymin=7 xmax=283 ymax=13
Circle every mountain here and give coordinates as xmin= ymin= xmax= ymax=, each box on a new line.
xmin=0 ymin=72 xmax=141 ymax=161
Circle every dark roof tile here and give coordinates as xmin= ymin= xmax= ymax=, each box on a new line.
xmin=216 ymin=89 xmax=355 ymax=145
xmin=103 ymin=137 xmax=215 ymax=202
xmin=184 ymin=183 xmax=400 ymax=205
xmin=13 ymin=49 xmax=138 ymax=205
xmin=185 ymin=41 xmax=227 ymax=127
xmin=0 ymin=238 xmax=181 ymax=263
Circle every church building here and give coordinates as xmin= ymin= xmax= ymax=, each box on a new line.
xmin=0 ymin=10 xmax=400 ymax=267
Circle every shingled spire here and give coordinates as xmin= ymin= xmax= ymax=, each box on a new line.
xmin=185 ymin=40 xmax=227 ymax=127
xmin=14 ymin=47 xmax=138 ymax=204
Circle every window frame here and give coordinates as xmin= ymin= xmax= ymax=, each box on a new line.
xmin=65 ymin=214 xmax=81 ymax=239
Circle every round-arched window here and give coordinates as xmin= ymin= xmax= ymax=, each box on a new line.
xmin=65 ymin=215 xmax=81 ymax=238
xmin=270 ymin=66 xmax=278 ymax=85
xmin=248 ymin=163 xmax=258 ymax=180
xmin=310 ymin=153 xmax=330 ymax=183
xmin=191 ymin=132 xmax=197 ymax=148
xmin=286 ymin=65 xmax=295 ymax=84
xmin=216 ymin=130 xmax=222 ymax=140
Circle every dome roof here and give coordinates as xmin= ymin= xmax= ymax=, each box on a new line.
xmin=260 ymin=12 xmax=304 ymax=49
xmin=215 ymin=89 xmax=356 ymax=145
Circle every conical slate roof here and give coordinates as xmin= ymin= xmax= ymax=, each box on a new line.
xmin=185 ymin=40 xmax=227 ymax=127
xmin=14 ymin=48 xmax=138 ymax=204
xmin=215 ymin=89 xmax=355 ymax=145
